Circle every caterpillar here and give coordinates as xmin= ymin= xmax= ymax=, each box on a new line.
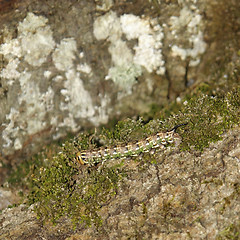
xmin=74 ymin=123 xmax=187 ymax=166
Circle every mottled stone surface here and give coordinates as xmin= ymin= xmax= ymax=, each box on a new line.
xmin=0 ymin=127 xmax=239 ymax=239
xmin=0 ymin=0 xmax=209 ymax=158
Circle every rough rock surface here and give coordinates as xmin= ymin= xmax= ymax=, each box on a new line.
xmin=0 ymin=0 xmax=210 ymax=158
xmin=0 ymin=127 xmax=239 ymax=239
xmin=0 ymin=0 xmax=239 ymax=238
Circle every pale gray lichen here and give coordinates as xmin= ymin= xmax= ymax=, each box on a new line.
xmin=2 ymin=108 xmax=21 ymax=149
xmin=169 ymin=6 xmax=207 ymax=66
xmin=0 ymin=58 xmax=21 ymax=83
xmin=0 ymin=38 xmax=22 ymax=59
xmin=120 ymin=15 xmax=165 ymax=75
xmin=52 ymin=38 xmax=77 ymax=71
xmin=106 ymin=64 xmax=142 ymax=94
xmin=60 ymin=69 xmax=95 ymax=120
xmin=77 ymin=63 xmax=92 ymax=75
xmin=17 ymin=12 xmax=55 ymax=67
xmin=0 ymin=12 xmax=109 ymax=155
xmin=93 ymin=11 xmax=165 ymax=93
xmin=0 ymin=3 xmax=208 ymax=155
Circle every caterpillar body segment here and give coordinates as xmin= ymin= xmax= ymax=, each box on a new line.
xmin=75 ymin=152 xmax=86 ymax=165
xmin=74 ymin=124 xmax=186 ymax=166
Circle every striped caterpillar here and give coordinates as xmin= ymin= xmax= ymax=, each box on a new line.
xmin=74 ymin=123 xmax=187 ymax=166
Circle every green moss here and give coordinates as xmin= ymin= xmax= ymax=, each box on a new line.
xmin=16 ymin=86 xmax=240 ymax=228
xmin=141 ymin=202 xmax=148 ymax=216
xmin=28 ymin=137 xmax=127 ymax=228
xmin=101 ymin=118 xmax=146 ymax=144
xmin=166 ymin=86 xmax=240 ymax=151
xmin=217 ymin=222 xmax=240 ymax=240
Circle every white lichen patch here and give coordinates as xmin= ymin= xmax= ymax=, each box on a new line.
xmin=77 ymin=63 xmax=92 ymax=75
xmin=93 ymin=11 xmax=121 ymax=41
xmin=18 ymin=13 xmax=55 ymax=67
xmin=94 ymin=11 xmax=140 ymax=92
xmin=0 ymin=12 xmax=56 ymax=151
xmin=106 ymin=64 xmax=142 ymax=94
xmin=52 ymin=38 xmax=77 ymax=71
xmin=44 ymin=70 xmax=52 ymax=79
xmin=121 ymin=15 xmax=165 ymax=74
xmin=2 ymin=108 xmax=21 ymax=149
xmin=61 ymin=69 xmax=95 ymax=119
xmin=169 ymin=6 xmax=206 ymax=66
xmin=120 ymin=14 xmax=151 ymax=39
xmin=0 ymin=12 xmax=55 ymax=67
xmin=93 ymin=11 xmax=165 ymax=92
xmin=0 ymin=38 xmax=22 ymax=59
xmin=108 ymin=39 xmax=133 ymax=66
xmin=18 ymin=12 xmax=48 ymax=33
xmin=18 ymin=72 xmax=54 ymax=135
xmin=1 ymin=12 xmax=107 ymax=154
xmin=0 ymin=59 xmax=21 ymax=84
xmin=52 ymin=75 xmax=64 ymax=82
xmin=59 ymin=68 xmax=111 ymax=127
xmin=18 ymin=70 xmax=31 ymax=89
xmin=133 ymin=33 xmax=165 ymax=75
xmin=13 ymin=138 xmax=22 ymax=150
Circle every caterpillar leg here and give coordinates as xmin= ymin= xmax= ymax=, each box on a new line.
xmin=75 ymin=152 xmax=87 ymax=165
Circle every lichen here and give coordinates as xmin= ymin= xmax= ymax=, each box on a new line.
xmin=168 ymin=3 xmax=207 ymax=67
xmin=0 ymin=11 xmax=111 ymax=155
xmin=52 ymin=38 xmax=77 ymax=71
xmin=17 ymin=12 xmax=55 ymax=67
xmin=106 ymin=63 xmax=142 ymax=93
xmin=93 ymin=11 xmax=165 ymax=93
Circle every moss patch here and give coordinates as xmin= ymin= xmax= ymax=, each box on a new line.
xmin=10 ymin=86 xmax=240 ymax=228
xmin=169 ymin=87 xmax=240 ymax=151
xmin=217 ymin=222 xmax=240 ymax=240
xmin=28 ymin=137 xmax=127 ymax=228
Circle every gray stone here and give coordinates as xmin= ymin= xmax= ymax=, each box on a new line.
xmin=0 ymin=0 xmax=208 ymax=157
xmin=0 ymin=127 xmax=239 ymax=239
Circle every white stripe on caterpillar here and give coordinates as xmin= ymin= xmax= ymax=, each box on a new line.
xmin=74 ymin=123 xmax=187 ymax=166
